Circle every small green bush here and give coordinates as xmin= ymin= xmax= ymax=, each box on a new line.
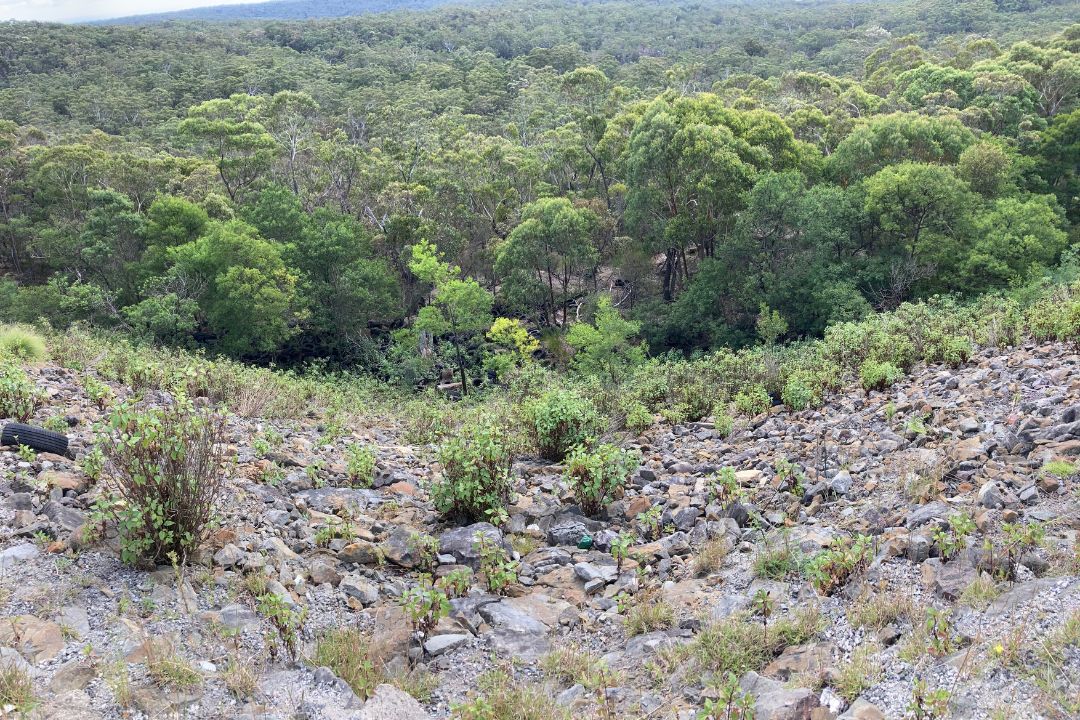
xmin=781 ymin=373 xmax=819 ymax=411
xmin=804 ymin=535 xmax=873 ymax=595
xmin=859 ymin=361 xmax=903 ymax=391
xmin=96 ymin=398 xmax=225 ymax=565
xmin=714 ymin=411 xmax=734 ymax=438
xmin=432 ymin=425 xmax=514 ymax=524
xmin=524 ymin=389 xmax=601 ymax=461
xmin=0 ymin=364 xmax=44 ymax=422
xmin=623 ymin=402 xmax=654 ymax=432
xmin=0 ymin=326 xmax=47 ymax=362
xmin=734 ymin=384 xmax=770 ymax=417
xmin=345 ymin=444 xmax=377 ymax=487
xmin=564 ymin=443 xmax=641 ymax=516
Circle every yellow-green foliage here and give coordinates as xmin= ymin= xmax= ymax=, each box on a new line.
xmin=0 ymin=326 xmax=47 ymax=362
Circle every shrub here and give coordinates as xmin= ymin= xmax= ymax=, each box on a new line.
xmin=524 ymin=389 xmax=601 ymax=461
xmin=781 ymin=373 xmax=819 ymax=411
xmin=714 ymin=412 xmax=734 ymax=437
xmin=623 ymin=401 xmax=654 ymax=432
xmin=564 ymin=443 xmax=641 ymax=516
xmin=0 ymin=326 xmax=47 ymax=362
xmin=804 ymin=535 xmax=873 ymax=595
xmin=345 ymin=443 xmax=377 ymax=487
xmin=401 ymin=579 xmax=450 ymax=651
xmin=0 ymin=364 xmax=44 ymax=422
xmin=475 ymin=533 xmax=519 ymax=594
xmin=432 ymin=425 xmax=514 ymax=524
xmin=734 ymin=384 xmax=770 ymax=417
xmin=96 ymin=398 xmax=225 ymax=565
xmin=859 ymin=361 xmax=903 ymax=391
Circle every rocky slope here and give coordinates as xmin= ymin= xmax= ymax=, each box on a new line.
xmin=0 ymin=341 xmax=1078 ymax=719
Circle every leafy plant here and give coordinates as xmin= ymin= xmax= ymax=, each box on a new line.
xmin=408 ymin=532 xmax=441 ymax=574
xmin=257 ymin=592 xmax=306 ymax=660
xmin=95 ymin=398 xmax=226 ymax=565
xmin=564 ymin=443 xmax=640 ymax=516
xmin=0 ymin=364 xmax=44 ymax=422
xmin=401 ymin=579 xmax=450 ymax=653
xmin=733 ymin=384 xmax=771 ymax=418
xmin=524 ymin=389 xmax=601 ymax=461
xmin=925 ymin=607 xmax=953 ymax=657
xmin=435 ymin=568 xmax=473 ymax=598
xmin=432 ymin=425 xmax=514 ymax=525
xmin=709 ymin=467 xmax=743 ymax=506
xmin=908 ymin=679 xmax=950 ymax=719
xmin=637 ymin=505 xmax=662 ymax=541
xmin=345 ymin=443 xmax=377 ymax=487
xmin=475 ymin=533 xmax=518 ymax=594
xmin=804 ymin=534 xmax=873 ymax=595
xmin=610 ymin=531 xmax=633 ymax=572
xmin=859 ymin=360 xmax=903 ymax=391
xmin=699 ymin=672 xmax=754 ymax=720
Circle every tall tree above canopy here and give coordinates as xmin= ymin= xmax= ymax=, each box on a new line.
xmin=179 ymin=95 xmax=278 ymax=202
xmin=622 ymin=93 xmax=799 ymax=302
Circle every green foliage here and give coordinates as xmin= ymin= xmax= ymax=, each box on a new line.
xmin=781 ymin=372 xmax=819 ymax=411
xmin=475 ymin=533 xmax=519 ymax=594
xmin=734 ymin=384 xmax=771 ymax=417
xmin=312 ymin=627 xmax=383 ymax=700
xmin=432 ymin=425 xmax=514 ymax=525
xmin=566 ymin=295 xmax=646 ymax=384
xmin=859 ymin=360 xmax=903 ymax=391
xmin=435 ymin=568 xmax=473 ymax=598
xmin=95 ymin=398 xmax=225 ymax=565
xmin=564 ymin=443 xmax=641 ymax=516
xmin=345 ymin=444 xmax=377 ymax=487
xmin=524 ymin=389 xmax=601 ymax=462
xmin=699 ymin=672 xmax=755 ymax=720
xmin=401 ymin=579 xmax=450 ymax=648
xmin=257 ymin=593 xmax=306 ymax=660
xmin=0 ymin=326 xmax=47 ymax=361
xmin=804 ymin=535 xmax=873 ymax=595
xmin=0 ymin=364 xmax=44 ymax=422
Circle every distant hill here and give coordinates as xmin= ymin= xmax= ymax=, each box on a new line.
xmin=97 ymin=0 xmax=470 ymax=24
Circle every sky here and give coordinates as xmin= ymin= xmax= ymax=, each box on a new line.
xmin=0 ymin=0 xmax=266 ymax=22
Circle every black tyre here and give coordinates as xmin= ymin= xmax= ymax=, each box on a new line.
xmin=1 ymin=423 xmax=69 ymax=456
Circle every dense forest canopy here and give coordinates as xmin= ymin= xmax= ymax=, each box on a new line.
xmin=0 ymin=0 xmax=1077 ymax=389
xmin=96 ymin=0 xmax=468 ymax=24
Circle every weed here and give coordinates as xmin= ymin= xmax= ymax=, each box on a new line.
xmin=624 ymin=591 xmax=675 ymax=637
xmin=692 ymin=538 xmax=728 ymax=578
xmin=475 ymin=533 xmax=518 ymax=594
xmin=311 ymin=627 xmax=383 ymax=699
xmin=0 ymin=663 xmax=36 ymax=714
xmin=834 ymin=644 xmax=882 ymax=702
xmin=345 ymin=444 xmax=377 ymax=487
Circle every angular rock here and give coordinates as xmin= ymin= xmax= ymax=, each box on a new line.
xmin=0 ymin=543 xmax=39 ymax=570
xmin=423 ymin=633 xmax=469 ymax=657
xmin=439 ymin=523 xmax=508 ymax=568
xmin=358 ymin=684 xmax=432 ymax=720
xmin=0 ymin=616 xmax=64 ymax=664
xmin=739 ymin=671 xmax=820 ymax=719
